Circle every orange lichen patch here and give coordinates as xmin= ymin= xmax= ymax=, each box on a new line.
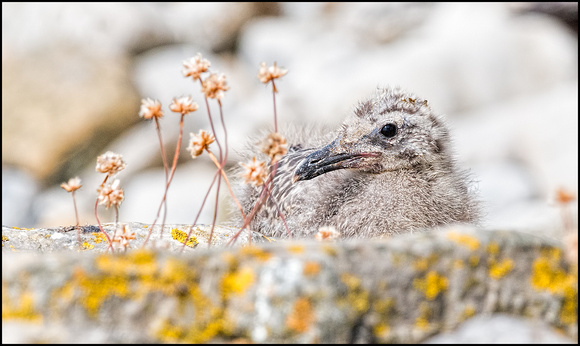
xmin=286 ymin=297 xmax=314 ymax=333
xmin=488 ymin=258 xmax=514 ymax=279
xmin=530 ymin=247 xmax=577 ymax=325
xmin=221 ymin=266 xmax=255 ymax=299
xmin=303 ymin=261 xmax=321 ymax=276
xmin=82 ymin=241 xmax=94 ymax=250
xmin=2 ymin=281 xmax=43 ymax=323
xmin=92 ymin=232 xmax=107 ymax=244
xmin=288 ymin=245 xmax=304 ymax=254
xmin=340 ymin=273 xmax=370 ymax=313
xmin=446 ymin=231 xmax=480 ymax=251
xmin=170 ymin=228 xmax=198 ymax=248
xmin=240 ymin=246 xmax=272 ymax=261
xmin=413 ymin=271 xmax=448 ymax=300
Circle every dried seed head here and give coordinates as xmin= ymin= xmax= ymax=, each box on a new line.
xmin=261 ymin=132 xmax=288 ymax=163
xmin=258 ymin=62 xmax=288 ymax=84
xmin=139 ymin=98 xmax=163 ymax=120
xmin=315 ymin=226 xmax=341 ymax=241
xmin=112 ymin=224 xmax=135 ymax=251
xmin=240 ymin=157 xmax=268 ymax=187
xmin=182 ymin=53 xmax=211 ymax=81
xmin=61 ymin=176 xmax=82 ymax=193
xmin=201 ymin=73 xmax=229 ymax=100
xmin=555 ymin=187 xmax=576 ymax=205
xmin=96 ymin=151 xmax=126 ymax=176
xmin=97 ymin=179 xmax=125 ymax=209
xmin=169 ymin=96 xmax=199 ymax=115
xmin=187 ymin=130 xmax=215 ymax=158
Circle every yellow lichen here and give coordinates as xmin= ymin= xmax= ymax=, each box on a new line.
xmin=2 ymin=235 xmax=9 ymax=242
xmin=413 ymin=254 xmax=438 ymax=271
xmin=462 ymin=305 xmax=476 ymax=320
xmin=373 ymin=322 xmax=390 ymax=338
xmin=446 ymin=231 xmax=480 ymax=251
xmin=453 ymin=259 xmax=464 ymax=269
xmin=240 ymin=246 xmax=272 ymax=261
xmin=413 ymin=271 xmax=448 ymax=300
xmin=92 ymin=232 xmax=107 ymax=244
xmin=288 ymin=245 xmax=304 ymax=254
xmin=171 ymin=228 xmax=198 ymax=248
xmin=487 ymin=242 xmax=500 ymax=256
xmin=530 ymin=248 xmax=577 ymax=325
xmin=82 ymin=241 xmax=94 ymax=250
xmin=286 ymin=297 xmax=314 ymax=333
xmin=322 ymin=245 xmax=337 ymax=257
xmin=221 ymin=266 xmax=255 ymax=299
xmin=414 ymin=303 xmax=432 ymax=331
xmin=468 ymin=255 xmax=480 ymax=267
xmin=2 ymin=282 xmax=43 ymax=323
xmin=488 ymin=258 xmax=514 ymax=279
xmin=303 ymin=261 xmax=321 ymax=276
xmin=340 ymin=273 xmax=370 ymax=313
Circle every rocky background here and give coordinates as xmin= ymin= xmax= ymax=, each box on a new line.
xmin=2 ymin=2 xmax=578 ymax=236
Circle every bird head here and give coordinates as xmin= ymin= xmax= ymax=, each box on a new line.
xmin=293 ymin=87 xmax=451 ymax=182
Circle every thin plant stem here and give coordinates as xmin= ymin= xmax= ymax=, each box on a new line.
xmin=94 ymin=175 xmax=114 ymax=252
xmin=262 ymin=166 xmax=291 ymax=238
xmin=207 ymin=150 xmax=246 ymax=219
xmin=154 ymin=117 xmax=170 ymax=240
xmin=71 ymin=191 xmax=82 ymax=250
xmin=180 ymin=169 xmax=221 ymax=252
xmin=207 ymin=167 xmax=222 ymax=247
xmin=271 ymin=80 xmax=278 ymax=132
xmin=142 ymin=113 xmax=186 ymax=248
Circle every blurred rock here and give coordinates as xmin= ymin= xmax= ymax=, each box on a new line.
xmin=2 ymin=47 xmax=140 ymax=184
xmin=2 ymin=167 xmax=40 ymax=227
xmin=424 ymin=313 xmax=575 ymax=344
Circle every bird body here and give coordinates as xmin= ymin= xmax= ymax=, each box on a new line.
xmin=233 ymin=86 xmax=479 ymax=238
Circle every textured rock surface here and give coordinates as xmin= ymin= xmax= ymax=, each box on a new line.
xmin=2 ymin=225 xmax=577 ymax=343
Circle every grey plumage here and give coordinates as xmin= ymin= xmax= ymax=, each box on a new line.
xmin=233 ymin=86 xmax=480 ymax=238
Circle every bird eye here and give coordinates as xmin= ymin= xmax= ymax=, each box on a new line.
xmin=381 ymin=123 xmax=397 ymax=138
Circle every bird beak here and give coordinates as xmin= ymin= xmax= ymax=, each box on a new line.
xmin=293 ymin=142 xmax=379 ymax=182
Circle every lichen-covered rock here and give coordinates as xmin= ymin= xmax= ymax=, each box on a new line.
xmin=2 ymin=225 xmax=577 ymax=343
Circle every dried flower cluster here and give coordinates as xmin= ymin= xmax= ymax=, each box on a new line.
xmin=201 ymin=73 xmax=229 ymax=100
xmin=96 ymin=151 xmax=126 ymax=176
xmin=182 ymin=53 xmax=211 ymax=81
xmin=139 ymin=98 xmax=164 ymax=120
xmin=111 ymin=224 xmax=136 ymax=251
xmin=315 ymin=226 xmax=341 ymax=241
xmin=61 ymin=176 xmax=82 ymax=193
xmin=97 ymin=179 xmax=125 ymax=209
xmin=258 ymin=62 xmax=288 ymax=84
xmin=187 ymin=130 xmax=215 ymax=158
xmin=261 ymin=132 xmax=288 ymax=163
xmin=240 ymin=157 xmax=268 ymax=187
xmin=555 ymin=187 xmax=576 ymax=204
xmin=169 ymin=96 xmax=199 ymax=115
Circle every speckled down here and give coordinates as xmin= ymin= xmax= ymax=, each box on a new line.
xmin=2 ymin=225 xmax=577 ymax=343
